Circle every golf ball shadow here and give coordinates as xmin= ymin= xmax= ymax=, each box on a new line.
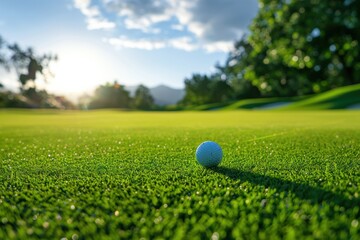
xmin=196 ymin=141 xmax=223 ymax=167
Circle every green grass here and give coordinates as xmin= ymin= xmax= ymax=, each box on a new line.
xmin=186 ymin=102 xmax=234 ymax=111
xmin=0 ymin=110 xmax=359 ymax=239
xmin=190 ymin=84 xmax=360 ymax=111
xmin=278 ymin=84 xmax=360 ymax=110
xmin=221 ymin=96 xmax=306 ymax=110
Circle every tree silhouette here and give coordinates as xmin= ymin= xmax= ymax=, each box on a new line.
xmin=89 ymin=81 xmax=132 ymax=109
xmin=181 ymin=73 xmax=233 ymax=105
xmin=134 ymin=85 xmax=154 ymax=110
xmin=7 ymin=43 xmax=57 ymax=91
xmin=0 ymin=34 xmax=57 ymax=91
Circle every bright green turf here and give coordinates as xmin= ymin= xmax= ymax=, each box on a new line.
xmin=279 ymin=84 xmax=360 ymax=110
xmin=0 ymin=110 xmax=359 ymax=239
xmin=221 ymin=96 xmax=304 ymax=110
xmin=191 ymin=84 xmax=360 ymax=111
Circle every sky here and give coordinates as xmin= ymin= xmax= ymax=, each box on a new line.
xmin=0 ymin=0 xmax=258 ymax=97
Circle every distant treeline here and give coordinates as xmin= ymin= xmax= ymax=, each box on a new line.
xmin=79 ymin=83 xmax=155 ymax=110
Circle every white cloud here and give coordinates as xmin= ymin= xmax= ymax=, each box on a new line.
xmin=174 ymin=0 xmax=257 ymax=42
xmin=74 ymin=0 xmax=258 ymax=52
xmin=124 ymin=18 xmax=161 ymax=34
xmin=169 ymin=37 xmax=198 ymax=52
xmin=73 ymin=0 xmax=116 ymax=30
xmin=87 ymin=18 xmax=116 ymax=30
xmin=105 ymin=37 xmax=166 ymax=50
xmin=74 ymin=0 xmax=90 ymax=10
xmin=203 ymin=41 xmax=234 ymax=53
xmin=74 ymin=0 xmax=99 ymax=17
xmin=104 ymin=36 xmax=198 ymax=51
xmin=106 ymin=0 xmax=173 ymax=32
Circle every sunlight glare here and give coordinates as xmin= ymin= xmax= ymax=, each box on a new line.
xmin=46 ymin=45 xmax=113 ymax=95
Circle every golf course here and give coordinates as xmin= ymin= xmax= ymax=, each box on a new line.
xmin=0 ymin=110 xmax=359 ymax=239
xmin=1 ymin=0 xmax=360 ymax=239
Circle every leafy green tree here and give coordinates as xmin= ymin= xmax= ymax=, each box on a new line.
xmin=217 ymin=38 xmax=261 ymax=99
xmin=208 ymin=73 xmax=234 ymax=103
xmin=181 ymin=74 xmax=212 ymax=105
xmin=134 ymin=84 xmax=154 ymax=110
xmin=89 ymin=81 xmax=132 ymax=109
xmin=243 ymin=0 xmax=360 ymax=97
xmin=181 ymin=73 xmax=233 ymax=105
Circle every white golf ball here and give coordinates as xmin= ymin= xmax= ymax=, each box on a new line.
xmin=196 ymin=141 xmax=223 ymax=167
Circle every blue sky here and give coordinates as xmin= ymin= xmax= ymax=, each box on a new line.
xmin=0 ymin=0 xmax=258 ymax=96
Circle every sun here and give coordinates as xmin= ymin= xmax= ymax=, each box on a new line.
xmin=46 ymin=44 xmax=113 ymax=95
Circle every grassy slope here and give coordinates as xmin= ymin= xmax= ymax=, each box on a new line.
xmin=221 ymin=97 xmax=298 ymax=110
xmin=0 ymin=110 xmax=359 ymax=239
xmin=278 ymin=83 xmax=360 ymax=110
xmin=191 ymin=84 xmax=360 ymax=111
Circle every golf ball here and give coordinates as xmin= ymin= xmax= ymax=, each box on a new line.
xmin=196 ymin=141 xmax=223 ymax=167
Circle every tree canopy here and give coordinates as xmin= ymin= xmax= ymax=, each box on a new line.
xmin=245 ymin=0 xmax=360 ymax=96
xmin=134 ymin=85 xmax=154 ymax=110
xmin=181 ymin=0 xmax=360 ymax=105
xmin=88 ymin=81 xmax=132 ymax=109
xmin=181 ymin=73 xmax=233 ymax=106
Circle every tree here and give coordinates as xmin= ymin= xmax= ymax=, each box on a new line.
xmin=244 ymin=0 xmax=360 ymax=97
xmin=182 ymin=74 xmax=212 ymax=105
xmin=181 ymin=73 xmax=233 ymax=105
xmin=216 ymin=38 xmax=261 ymax=99
xmin=89 ymin=81 xmax=132 ymax=109
xmin=0 ymin=34 xmax=57 ymax=91
xmin=0 ymin=35 xmax=8 ymax=88
xmin=208 ymin=73 xmax=234 ymax=103
xmin=134 ymin=85 xmax=154 ymax=110
xmin=7 ymin=43 xmax=57 ymax=91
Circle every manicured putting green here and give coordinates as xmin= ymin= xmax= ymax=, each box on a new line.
xmin=0 ymin=110 xmax=359 ymax=239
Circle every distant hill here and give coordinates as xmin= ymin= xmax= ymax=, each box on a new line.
xmin=125 ymin=85 xmax=185 ymax=106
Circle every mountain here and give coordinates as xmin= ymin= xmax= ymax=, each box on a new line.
xmin=150 ymin=85 xmax=185 ymax=105
xmin=125 ymin=84 xmax=185 ymax=106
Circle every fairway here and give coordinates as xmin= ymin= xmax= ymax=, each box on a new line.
xmin=0 ymin=110 xmax=359 ymax=239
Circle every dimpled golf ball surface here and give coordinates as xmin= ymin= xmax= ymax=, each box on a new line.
xmin=196 ymin=141 xmax=223 ymax=167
